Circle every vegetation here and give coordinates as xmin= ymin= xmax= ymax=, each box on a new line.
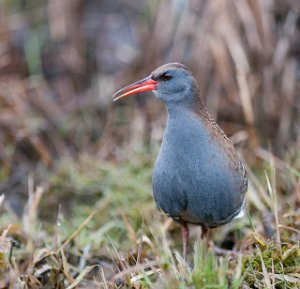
xmin=1 ymin=148 xmax=299 ymax=288
xmin=0 ymin=0 xmax=299 ymax=288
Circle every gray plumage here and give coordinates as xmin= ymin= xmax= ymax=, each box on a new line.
xmin=150 ymin=63 xmax=247 ymax=228
xmin=113 ymin=62 xmax=247 ymax=230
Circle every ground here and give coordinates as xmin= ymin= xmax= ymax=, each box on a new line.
xmin=0 ymin=147 xmax=299 ymax=288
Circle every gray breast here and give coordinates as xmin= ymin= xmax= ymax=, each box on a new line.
xmin=152 ymin=110 xmax=246 ymax=227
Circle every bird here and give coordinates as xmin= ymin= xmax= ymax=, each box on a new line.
xmin=113 ymin=63 xmax=247 ymax=259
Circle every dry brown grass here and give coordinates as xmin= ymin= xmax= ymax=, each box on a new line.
xmin=0 ymin=0 xmax=299 ymax=288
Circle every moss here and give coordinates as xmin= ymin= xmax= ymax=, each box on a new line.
xmin=243 ymin=242 xmax=300 ymax=288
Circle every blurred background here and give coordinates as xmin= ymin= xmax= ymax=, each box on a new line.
xmin=0 ymin=0 xmax=299 ymax=287
xmin=1 ymin=0 xmax=299 ymax=214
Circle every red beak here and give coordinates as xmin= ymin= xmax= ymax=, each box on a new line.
xmin=113 ymin=76 xmax=157 ymax=101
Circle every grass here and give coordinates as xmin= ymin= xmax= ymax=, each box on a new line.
xmin=0 ymin=147 xmax=299 ymax=288
xmin=0 ymin=0 xmax=299 ymax=287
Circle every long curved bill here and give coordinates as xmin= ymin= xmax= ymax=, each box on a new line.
xmin=113 ymin=76 xmax=157 ymax=101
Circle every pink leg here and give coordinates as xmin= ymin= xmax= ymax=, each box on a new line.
xmin=181 ymin=222 xmax=189 ymax=260
xmin=201 ymin=226 xmax=208 ymax=240
xmin=201 ymin=226 xmax=212 ymax=248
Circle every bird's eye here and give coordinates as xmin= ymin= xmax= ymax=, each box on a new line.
xmin=160 ymin=72 xmax=172 ymax=81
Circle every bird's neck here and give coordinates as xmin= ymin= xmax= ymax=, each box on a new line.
xmin=165 ymin=93 xmax=211 ymax=124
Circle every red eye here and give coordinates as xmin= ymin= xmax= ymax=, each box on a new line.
xmin=160 ymin=72 xmax=172 ymax=81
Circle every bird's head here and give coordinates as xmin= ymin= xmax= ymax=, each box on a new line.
xmin=113 ymin=63 xmax=198 ymax=107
